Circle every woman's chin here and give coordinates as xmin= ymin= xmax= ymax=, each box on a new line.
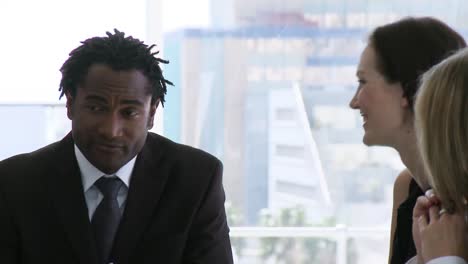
xmin=363 ymin=133 xmax=376 ymax=146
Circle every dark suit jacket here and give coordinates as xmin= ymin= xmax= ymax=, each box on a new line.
xmin=0 ymin=132 xmax=233 ymax=264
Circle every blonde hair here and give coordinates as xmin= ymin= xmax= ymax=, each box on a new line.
xmin=416 ymin=47 xmax=468 ymax=212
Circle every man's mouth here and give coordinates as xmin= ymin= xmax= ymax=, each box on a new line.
xmin=95 ymin=143 xmax=124 ymax=153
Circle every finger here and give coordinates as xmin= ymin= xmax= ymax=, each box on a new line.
xmin=447 ymin=211 xmax=465 ymax=223
xmin=438 ymin=208 xmax=448 ymax=218
xmin=428 ymin=195 xmax=441 ymax=206
xmin=429 ymin=205 xmax=440 ymax=223
xmin=425 ymin=189 xmax=441 ymax=205
xmin=414 ymin=196 xmax=431 ymax=210
xmin=413 ymin=196 xmax=431 ymax=218
xmin=418 ymin=214 xmax=428 ymax=233
xmin=425 ymin=189 xmax=434 ymax=198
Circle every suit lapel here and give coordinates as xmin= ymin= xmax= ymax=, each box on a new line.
xmin=46 ymin=134 xmax=99 ymax=264
xmin=112 ymin=134 xmax=169 ymax=263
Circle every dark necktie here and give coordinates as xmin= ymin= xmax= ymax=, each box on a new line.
xmin=91 ymin=177 xmax=124 ymax=264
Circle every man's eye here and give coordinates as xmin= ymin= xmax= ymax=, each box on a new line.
xmin=87 ymin=105 xmax=104 ymax=111
xmin=123 ymin=109 xmax=139 ymax=117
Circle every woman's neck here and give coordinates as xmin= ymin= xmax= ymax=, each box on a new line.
xmin=394 ymin=128 xmax=430 ymax=191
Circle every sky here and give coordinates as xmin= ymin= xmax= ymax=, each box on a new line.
xmin=0 ymin=0 xmax=209 ymax=103
xmin=163 ymin=0 xmax=210 ymax=32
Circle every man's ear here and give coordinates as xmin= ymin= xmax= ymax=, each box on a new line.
xmin=401 ymin=95 xmax=409 ymax=108
xmin=65 ymin=92 xmax=74 ymax=120
xmin=147 ymin=99 xmax=159 ymax=130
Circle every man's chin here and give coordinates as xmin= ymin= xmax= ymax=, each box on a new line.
xmin=91 ymin=159 xmax=122 ymax=175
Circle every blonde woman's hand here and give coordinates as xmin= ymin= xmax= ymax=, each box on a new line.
xmin=412 ymin=194 xmax=436 ymax=264
xmin=416 ymin=200 xmax=468 ymax=262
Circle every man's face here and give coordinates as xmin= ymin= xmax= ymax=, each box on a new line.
xmin=66 ymin=64 xmax=157 ymax=174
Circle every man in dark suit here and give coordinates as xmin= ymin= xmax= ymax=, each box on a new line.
xmin=0 ymin=29 xmax=234 ymax=264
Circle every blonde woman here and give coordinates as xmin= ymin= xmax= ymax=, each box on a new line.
xmin=410 ymin=47 xmax=468 ymax=264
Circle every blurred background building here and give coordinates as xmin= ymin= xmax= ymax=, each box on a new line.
xmin=160 ymin=0 xmax=468 ymax=262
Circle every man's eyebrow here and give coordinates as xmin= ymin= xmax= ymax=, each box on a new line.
xmin=84 ymin=95 xmax=107 ymax=103
xmin=120 ymin=99 xmax=144 ymax=106
xmin=83 ymin=95 xmax=144 ymax=106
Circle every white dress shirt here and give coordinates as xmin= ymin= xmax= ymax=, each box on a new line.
xmin=406 ymin=256 xmax=467 ymax=264
xmin=74 ymin=145 xmax=136 ymax=220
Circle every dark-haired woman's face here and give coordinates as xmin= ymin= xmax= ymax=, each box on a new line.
xmin=349 ymin=45 xmax=409 ymax=147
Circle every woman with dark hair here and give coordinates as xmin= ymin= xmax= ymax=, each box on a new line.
xmin=349 ymin=17 xmax=466 ymax=264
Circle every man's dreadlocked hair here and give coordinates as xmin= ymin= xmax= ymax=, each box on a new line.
xmin=59 ymin=29 xmax=173 ymax=106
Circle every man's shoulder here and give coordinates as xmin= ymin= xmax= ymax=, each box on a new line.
xmin=0 ymin=139 xmax=64 ymax=176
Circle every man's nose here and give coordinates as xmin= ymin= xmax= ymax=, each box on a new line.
xmin=98 ymin=113 xmax=123 ymax=138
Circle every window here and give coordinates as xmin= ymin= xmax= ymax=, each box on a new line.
xmin=2 ymin=0 xmax=468 ymax=263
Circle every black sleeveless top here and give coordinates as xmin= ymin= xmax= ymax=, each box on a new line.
xmin=390 ymin=178 xmax=424 ymax=264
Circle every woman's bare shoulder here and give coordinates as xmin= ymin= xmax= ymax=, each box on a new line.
xmin=393 ymin=169 xmax=413 ymax=206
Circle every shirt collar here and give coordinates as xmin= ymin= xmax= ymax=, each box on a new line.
xmin=74 ymin=144 xmax=136 ymax=192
